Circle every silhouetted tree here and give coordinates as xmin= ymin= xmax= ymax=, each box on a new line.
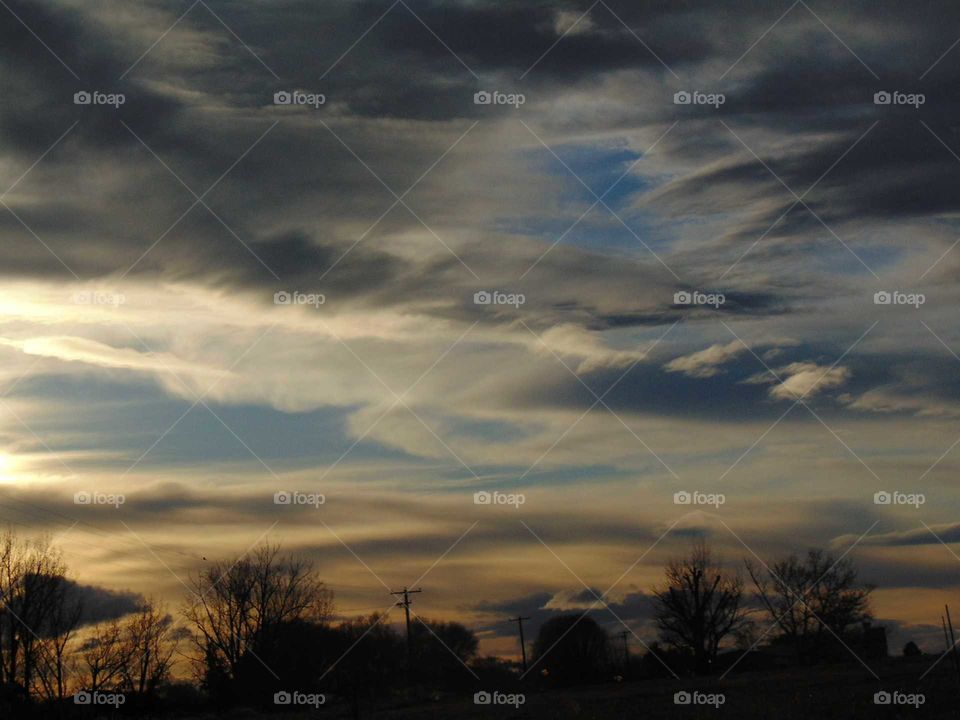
xmin=410 ymin=618 xmax=478 ymax=688
xmin=324 ymin=613 xmax=403 ymax=719
xmin=531 ymin=615 xmax=610 ymax=686
xmin=0 ymin=530 xmax=77 ymax=702
xmin=903 ymin=641 xmax=921 ymax=657
xmin=33 ymin=574 xmax=82 ymax=702
xmin=120 ymin=600 xmax=179 ymax=697
xmin=652 ymin=540 xmax=748 ymax=675
xmin=181 ymin=543 xmax=332 ymax=703
xmin=78 ymin=618 xmax=128 ymax=693
xmin=639 ymin=641 xmax=675 ymax=679
xmin=746 ymin=548 xmax=872 ymax=662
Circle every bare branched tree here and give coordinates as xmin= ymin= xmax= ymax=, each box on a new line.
xmin=0 ymin=530 xmax=76 ymax=699
xmin=120 ymin=600 xmax=179 ymax=696
xmin=181 ymin=543 xmax=332 ymax=683
xmin=78 ymin=618 xmax=129 ymax=693
xmin=33 ymin=576 xmax=82 ymax=702
xmin=652 ymin=540 xmax=748 ymax=675
xmin=745 ymin=549 xmax=873 ymax=661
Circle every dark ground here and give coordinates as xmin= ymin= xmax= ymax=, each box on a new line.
xmin=178 ymin=656 xmax=958 ymax=719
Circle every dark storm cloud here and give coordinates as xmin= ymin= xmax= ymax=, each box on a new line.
xmin=70 ymin=580 xmax=145 ymax=626
xmin=27 ymin=579 xmax=143 ymax=637
xmin=0 ymin=0 xmax=181 ymax=153
xmin=4 ymin=0 xmax=960 ymax=340
xmin=474 ymin=586 xmax=657 ymax=640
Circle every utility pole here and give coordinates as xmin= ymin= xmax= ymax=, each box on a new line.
xmin=617 ymin=631 xmax=630 ymax=678
xmin=508 ymin=616 xmax=530 ymax=673
xmin=941 ymin=615 xmax=956 ymax=677
xmin=391 ymin=587 xmax=422 ymax=666
xmin=947 ymin=605 xmax=960 ymax=688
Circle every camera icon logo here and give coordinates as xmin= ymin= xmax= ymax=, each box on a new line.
xmin=74 ymin=491 xmax=91 ymax=505
xmin=474 ymin=691 xmax=492 ymax=704
xmin=474 ymin=290 xmax=492 ymax=305
xmin=873 ymin=91 xmax=891 ymax=105
xmin=474 ymin=91 xmax=492 ymax=105
xmin=673 ymin=290 xmax=692 ymax=305
xmin=274 ymin=691 xmax=292 ymax=705
xmin=74 ymin=91 xmax=92 ymax=105
xmin=874 ymin=691 xmax=891 ymax=705
xmin=674 ymin=691 xmax=692 ymax=705
xmin=274 ymin=91 xmax=292 ymax=105
xmin=274 ymin=291 xmax=292 ymax=305
xmin=874 ymin=491 xmax=891 ymax=505
xmin=274 ymin=491 xmax=292 ymax=505
xmin=873 ymin=291 xmax=891 ymax=305
xmin=74 ymin=691 xmax=92 ymax=705
xmin=474 ymin=491 xmax=491 ymax=505
xmin=673 ymin=491 xmax=692 ymax=505
xmin=673 ymin=91 xmax=691 ymax=105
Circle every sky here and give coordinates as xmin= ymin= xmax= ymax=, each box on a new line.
xmin=2 ymin=0 xmax=960 ymax=664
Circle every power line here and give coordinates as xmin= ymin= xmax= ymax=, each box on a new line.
xmin=0 ymin=494 xmax=201 ymax=560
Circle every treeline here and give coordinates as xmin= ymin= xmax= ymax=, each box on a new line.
xmin=0 ymin=530 xmax=886 ymax=718
xmin=0 ymin=531 xmax=178 ymax=715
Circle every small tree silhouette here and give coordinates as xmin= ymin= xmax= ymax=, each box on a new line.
xmin=409 ymin=618 xmax=478 ymax=688
xmin=903 ymin=641 xmax=921 ymax=657
xmin=531 ymin=615 xmax=610 ymax=686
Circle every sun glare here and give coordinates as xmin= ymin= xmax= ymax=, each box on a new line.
xmin=0 ymin=453 xmax=15 ymax=483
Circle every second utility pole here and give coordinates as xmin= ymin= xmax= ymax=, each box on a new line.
xmin=617 ymin=630 xmax=630 ymax=677
xmin=508 ymin=616 xmax=530 ymax=673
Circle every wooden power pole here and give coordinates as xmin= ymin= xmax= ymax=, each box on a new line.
xmin=391 ymin=587 xmax=422 ymax=666
xmin=947 ymin=605 xmax=960 ymax=688
xmin=618 ymin=630 xmax=630 ymax=677
xmin=508 ymin=616 xmax=530 ymax=673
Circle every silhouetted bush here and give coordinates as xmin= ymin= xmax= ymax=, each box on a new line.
xmin=531 ymin=615 xmax=610 ymax=687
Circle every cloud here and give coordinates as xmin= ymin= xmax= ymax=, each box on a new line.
xmin=536 ymin=323 xmax=651 ymax=374
xmin=1 ymin=0 xmax=958 ymax=661
xmin=767 ymin=362 xmax=851 ymax=401
xmin=664 ymin=340 xmax=746 ymax=378
xmin=0 ymin=335 xmax=223 ymax=380
xmin=852 ymin=523 xmax=960 ymax=548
